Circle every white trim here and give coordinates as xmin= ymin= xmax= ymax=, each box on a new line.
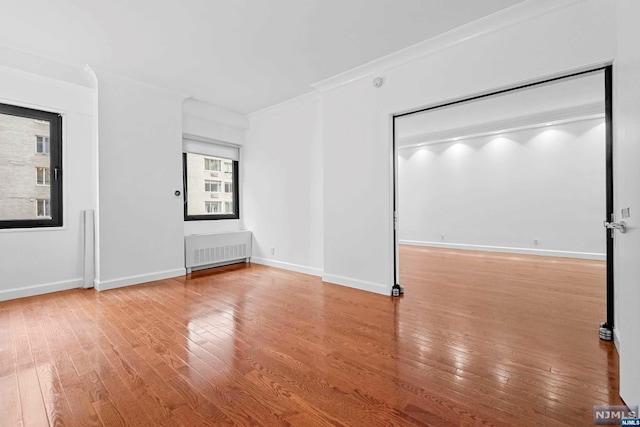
xmin=0 ymin=278 xmax=83 ymax=302
xmin=399 ymin=240 xmax=606 ymax=260
xmin=251 ymin=257 xmax=323 ymax=277
xmin=89 ymin=66 xmax=190 ymax=100
xmin=322 ymin=273 xmax=389 ymax=296
xmin=248 ymin=91 xmax=319 ymax=121
xmin=311 ymin=0 xmax=581 ymax=93
xmin=95 ymin=268 xmax=186 ymax=292
xmin=0 ymin=44 xmax=94 ymax=89
xmin=614 ymin=328 xmax=620 ymax=354
xmin=0 ymin=225 xmax=68 ymax=233
xmin=182 ymin=98 xmax=249 ymax=130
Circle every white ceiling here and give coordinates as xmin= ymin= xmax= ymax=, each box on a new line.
xmin=0 ymin=0 xmax=524 ymax=114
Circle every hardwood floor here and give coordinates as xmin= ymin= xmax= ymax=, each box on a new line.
xmin=0 ymin=247 xmax=622 ymax=426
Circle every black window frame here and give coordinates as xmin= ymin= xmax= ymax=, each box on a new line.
xmin=183 ymin=152 xmax=240 ymax=221
xmin=0 ymin=102 xmax=63 ymax=229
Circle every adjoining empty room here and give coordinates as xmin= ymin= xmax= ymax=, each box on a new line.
xmin=394 ymin=68 xmax=623 ymax=423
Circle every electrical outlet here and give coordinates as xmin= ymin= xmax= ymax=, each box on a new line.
xmin=270 ymin=247 xmax=275 ymax=255
xmin=440 ymin=234 xmax=445 ymax=241
xmin=533 ymin=238 xmax=539 ymax=246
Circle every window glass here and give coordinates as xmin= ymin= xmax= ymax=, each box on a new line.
xmin=36 ymin=135 xmax=50 ymax=154
xmin=36 ymin=167 xmax=50 ymax=186
xmin=0 ymin=103 xmax=62 ymax=228
xmin=184 ymin=153 xmax=238 ymax=220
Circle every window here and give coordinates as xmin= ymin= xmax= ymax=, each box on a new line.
xmin=36 ymin=135 xmax=50 ymax=154
xmin=36 ymin=199 xmax=50 ymax=217
xmin=204 ymin=158 xmax=221 ymax=171
xmin=183 ymin=136 xmax=239 ymax=221
xmin=205 ymin=201 xmax=222 ymax=213
xmin=0 ymin=102 xmax=62 ymax=229
xmin=205 ymin=180 xmax=221 ymax=193
xmin=184 ymin=153 xmax=239 ymax=220
xmin=36 ymin=167 xmax=50 ymax=186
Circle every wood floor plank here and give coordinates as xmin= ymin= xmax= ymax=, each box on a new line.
xmin=17 ymin=363 xmax=49 ymax=427
xmin=0 ymin=374 xmax=23 ymax=427
xmin=0 ymin=309 xmax=17 ymax=379
xmin=32 ymin=348 xmax=78 ymax=427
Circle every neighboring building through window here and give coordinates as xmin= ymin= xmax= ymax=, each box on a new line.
xmin=36 ymin=167 xmax=50 ymax=186
xmin=205 ymin=180 xmax=221 ymax=193
xmin=0 ymin=102 xmax=62 ymax=229
xmin=36 ymin=199 xmax=50 ymax=217
xmin=204 ymin=158 xmax=221 ymax=171
xmin=205 ymin=201 xmax=222 ymax=213
xmin=36 ymin=135 xmax=50 ymax=154
xmin=183 ymin=151 xmax=239 ymax=220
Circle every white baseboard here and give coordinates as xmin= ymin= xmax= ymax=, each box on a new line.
xmin=0 ymin=278 xmax=83 ymax=302
xmin=251 ymin=257 xmax=323 ymax=277
xmin=95 ymin=268 xmax=186 ymax=292
xmin=399 ymin=240 xmax=606 ymax=260
xmin=322 ymin=273 xmax=390 ymax=296
xmin=614 ymin=328 xmax=621 ymax=354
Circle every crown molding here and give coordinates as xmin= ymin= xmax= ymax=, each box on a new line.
xmin=183 ymin=98 xmax=249 ymax=130
xmin=247 ymin=90 xmax=319 ymax=122
xmin=0 ymin=43 xmax=95 ymax=88
xmin=88 ymin=65 xmax=190 ymax=100
xmin=397 ymin=102 xmax=604 ymax=149
xmin=311 ymin=0 xmax=583 ymax=93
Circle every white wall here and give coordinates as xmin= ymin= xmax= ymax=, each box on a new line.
xmin=95 ymin=71 xmax=186 ymax=290
xmin=317 ymin=0 xmax=615 ymax=295
xmin=243 ymin=95 xmax=324 ymax=275
xmin=398 ymin=118 xmax=606 ymax=259
xmin=614 ymin=0 xmax=640 ymax=408
xmin=0 ymin=65 xmax=95 ymax=301
xmin=182 ymin=99 xmax=248 ymax=235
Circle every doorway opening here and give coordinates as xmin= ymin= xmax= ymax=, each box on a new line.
xmin=392 ymin=66 xmax=614 ymax=333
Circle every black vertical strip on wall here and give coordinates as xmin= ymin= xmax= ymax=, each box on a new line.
xmin=52 ymin=114 xmax=63 ymax=227
xmin=232 ymin=160 xmax=240 ymax=218
xmin=182 ymin=153 xmax=189 ymax=220
xmin=605 ymin=65 xmax=614 ymax=327
xmin=392 ymin=117 xmax=398 ymax=287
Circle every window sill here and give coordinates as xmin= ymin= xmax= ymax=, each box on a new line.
xmin=0 ymin=226 xmax=67 ymax=234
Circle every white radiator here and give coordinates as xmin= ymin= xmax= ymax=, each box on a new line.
xmin=185 ymin=231 xmax=252 ymax=273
